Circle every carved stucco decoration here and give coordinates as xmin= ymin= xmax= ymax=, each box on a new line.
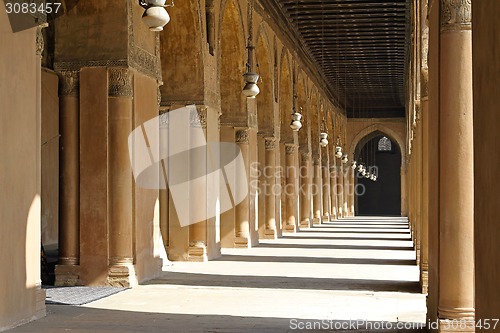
xmin=265 ymin=137 xmax=276 ymax=150
xmin=441 ymin=0 xmax=471 ymax=29
xmin=285 ymin=143 xmax=296 ymax=155
xmin=108 ymin=68 xmax=133 ymax=97
xmin=236 ymin=129 xmax=249 ymax=144
xmin=59 ymin=70 xmax=80 ymax=97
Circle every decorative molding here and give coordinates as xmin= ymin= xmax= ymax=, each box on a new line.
xmin=36 ymin=26 xmax=45 ymax=58
xmin=58 ymin=70 xmax=80 ymax=97
xmin=159 ymin=111 xmax=169 ymax=128
xmin=108 ymin=68 xmax=133 ymax=97
xmin=190 ymin=107 xmax=207 ymax=129
xmin=236 ymin=129 xmax=249 ymax=144
xmin=441 ymin=0 xmax=471 ymax=30
xmin=285 ymin=143 xmax=296 ymax=155
xmin=265 ymin=137 xmax=276 ymax=150
xmin=312 ymin=155 xmax=320 ymax=166
xmin=55 ymin=59 xmax=128 ymax=72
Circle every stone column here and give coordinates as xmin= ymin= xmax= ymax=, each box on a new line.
xmin=299 ymin=150 xmax=311 ymax=228
xmin=284 ymin=143 xmax=297 ymax=232
xmin=329 ymin=163 xmax=337 ymax=220
xmin=312 ymin=155 xmax=322 ymax=225
xmin=321 ymin=150 xmax=330 ymax=222
xmin=400 ymin=164 xmax=408 ymax=217
xmin=107 ymin=68 xmax=136 ymax=287
xmin=234 ymin=129 xmax=251 ymax=247
xmin=415 ymin=110 xmax=423 ymax=267
xmin=419 ymin=0 xmax=429 ymax=294
xmin=336 ymin=160 xmax=344 ymax=218
xmin=438 ymin=0 xmax=474 ymax=330
xmin=55 ymin=70 xmax=80 ymax=286
xmin=264 ymin=137 xmax=277 ymax=238
xmin=349 ymin=166 xmax=355 ymax=216
xmin=343 ymin=164 xmax=350 ymax=216
xmin=188 ymin=108 xmax=208 ymax=261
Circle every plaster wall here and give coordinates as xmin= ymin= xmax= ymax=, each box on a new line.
xmin=0 ymin=10 xmax=45 ymax=330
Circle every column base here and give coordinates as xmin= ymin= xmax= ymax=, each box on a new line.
xmin=438 ymin=318 xmax=475 ymax=332
xmin=299 ymin=218 xmax=311 ymax=229
xmin=322 ymin=214 xmax=330 ymax=222
xmin=54 ymin=264 xmax=80 ymax=286
xmin=312 ymin=217 xmax=322 ymax=225
xmin=107 ymin=263 xmax=138 ymax=288
xmin=188 ymin=242 xmax=208 ymax=262
xmin=234 ymin=236 xmax=251 ymax=248
xmin=283 ymin=224 xmax=297 ymax=233
xmin=420 ymin=266 xmax=428 ymax=294
xmin=262 ymin=228 xmax=277 ymax=239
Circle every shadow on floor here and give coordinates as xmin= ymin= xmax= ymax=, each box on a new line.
xmin=215 ymin=254 xmax=417 ymax=266
xmin=257 ymin=243 xmax=415 ymax=251
xmin=282 ymin=236 xmax=412 ymax=241
xmin=8 ymin=305 xmax=428 ymax=333
xmin=147 ymin=272 xmax=422 ymax=294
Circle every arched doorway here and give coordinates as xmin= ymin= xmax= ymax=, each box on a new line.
xmin=355 ymin=132 xmax=401 ymax=216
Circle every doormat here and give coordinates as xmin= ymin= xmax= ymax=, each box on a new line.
xmin=44 ymin=286 xmax=127 ymax=305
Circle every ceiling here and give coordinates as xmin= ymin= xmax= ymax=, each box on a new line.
xmin=270 ymin=0 xmax=408 ymax=118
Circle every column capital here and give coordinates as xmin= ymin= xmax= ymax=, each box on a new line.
xmin=441 ymin=0 xmax=471 ymax=30
xmin=300 ymin=150 xmax=311 ymax=162
xmin=190 ymin=106 xmax=207 ymax=129
xmin=58 ymin=70 xmax=80 ymax=97
xmin=108 ymin=67 xmax=133 ymax=97
xmin=264 ymin=137 xmax=276 ymax=150
xmin=285 ymin=143 xmax=296 ymax=155
xmin=236 ymin=129 xmax=249 ymax=144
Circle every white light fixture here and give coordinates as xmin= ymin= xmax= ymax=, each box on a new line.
xmin=341 ymin=154 xmax=348 ymax=164
xmin=351 ymin=161 xmax=357 ymax=170
xmin=357 ymin=164 xmax=364 ymax=173
xmin=319 ymin=133 xmax=329 ymax=147
xmin=140 ymin=0 xmax=171 ymax=32
xmin=242 ymin=72 xmax=260 ymax=98
xmin=335 ymin=146 xmax=342 ymax=158
xmin=290 ymin=110 xmax=303 ymax=131
xmin=364 ymin=172 xmax=370 ymax=179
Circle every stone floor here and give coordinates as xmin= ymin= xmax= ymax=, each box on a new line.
xmin=9 ymin=217 xmax=427 ymax=332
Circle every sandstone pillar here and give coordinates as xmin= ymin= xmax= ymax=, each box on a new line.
xmin=299 ymin=150 xmax=312 ymax=228
xmin=263 ymin=137 xmax=277 ymax=238
xmin=343 ymin=164 xmax=350 ymax=216
xmin=349 ymin=166 xmax=355 ymax=216
xmin=55 ymin=70 xmax=80 ymax=286
xmin=107 ymin=68 xmax=136 ymax=287
xmin=234 ymin=129 xmax=251 ymax=247
xmin=284 ymin=143 xmax=297 ymax=232
xmin=312 ymin=155 xmax=322 ymax=224
xmin=336 ymin=160 xmax=344 ymax=218
xmin=321 ymin=150 xmax=330 ymax=222
xmin=329 ymin=163 xmax=337 ymax=220
xmin=438 ymin=0 xmax=474 ymax=330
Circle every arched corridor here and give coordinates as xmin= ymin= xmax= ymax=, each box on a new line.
xmin=9 ymin=217 xmax=426 ymax=333
xmin=3 ymin=0 xmax=500 ymax=332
